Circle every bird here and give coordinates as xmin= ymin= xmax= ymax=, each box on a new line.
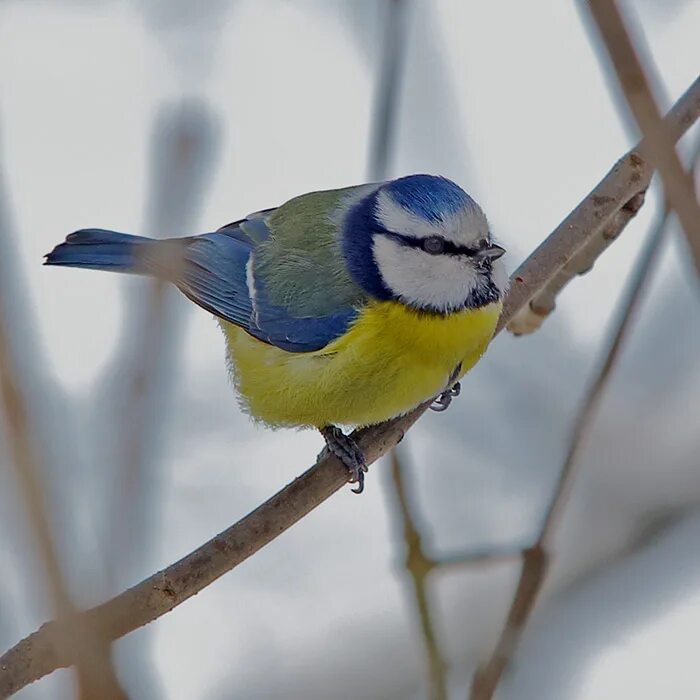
xmin=45 ymin=174 xmax=507 ymax=493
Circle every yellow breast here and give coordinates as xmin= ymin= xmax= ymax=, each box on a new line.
xmin=220 ymin=300 xmax=501 ymax=428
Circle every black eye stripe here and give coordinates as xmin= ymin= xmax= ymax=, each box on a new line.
xmin=382 ymin=231 xmax=479 ymax=257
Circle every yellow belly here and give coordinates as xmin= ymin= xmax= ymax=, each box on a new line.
xmin=220 ymin=300 xmax=501 ymax=428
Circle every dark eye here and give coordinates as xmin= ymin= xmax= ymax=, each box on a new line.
xmin=422 ymin=236 xmax=445 ymax=255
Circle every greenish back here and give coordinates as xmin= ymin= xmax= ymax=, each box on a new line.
xmin=254 ymin=184 xmax=377 ymax=316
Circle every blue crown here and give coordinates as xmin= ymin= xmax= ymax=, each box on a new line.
xmin=383 ymin=174 xmax=474 ymax=223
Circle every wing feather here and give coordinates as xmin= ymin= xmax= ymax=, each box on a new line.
xmin=173 ymin=202 xmax=363 ymax=352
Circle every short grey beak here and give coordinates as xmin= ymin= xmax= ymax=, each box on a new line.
xmin=474 ymin=244 xmax=506 ymax=261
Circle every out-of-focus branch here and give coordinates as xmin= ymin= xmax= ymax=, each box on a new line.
xmin=104 ymin=101 xmax=218 ymax=587
xmin=469 ymin=134 xmax=700 ymax=700
xmin=367 ymin=0 xmax=410 ymax=181
xmin=0 ymin=331 xmax=127 ymax=700
xmin=389 ymin=454 xmax=520 ymax=700
xmin=1 ymin=75 xmax=699 ymax=699
xmin=435 ymin=547 xmax=520 ymax=571
xmin=587 ymin=0 xmax=700 ymax=273
xmin=469 ymin=208 xmax=670 ymax=700
xmin=506 ymin=74 xmax=700 ymax=335
xmin=0 ymin=169 xmax=126 ymax=698
xmin=390 ymin=450 xmax=447 ymax=700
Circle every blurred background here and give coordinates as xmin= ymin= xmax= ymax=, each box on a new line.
xmin=0 ymin=1 xmax=699 ymax=698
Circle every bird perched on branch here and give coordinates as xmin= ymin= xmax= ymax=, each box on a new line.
xmin=45 ymin=174 xmax=506 ymax=493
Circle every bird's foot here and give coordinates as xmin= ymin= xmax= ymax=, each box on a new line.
xmin=430 ymin=381 xmax=461 ymax=412
xmin=319 ymin=425 xmax=368 ymax=494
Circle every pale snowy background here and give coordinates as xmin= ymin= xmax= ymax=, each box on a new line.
xmin=0 ymin=1 xmax=699 ymax=699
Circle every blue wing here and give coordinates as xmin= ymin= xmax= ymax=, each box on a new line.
xmin=177 ymin=214 xmax=359 ymax=353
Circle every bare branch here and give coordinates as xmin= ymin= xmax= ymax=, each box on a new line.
xmin=0 ymin=167 xmax=127 ymax=698
xmin=367 ymin=0 xmax=410 ymax=181
xmin=469 ymin=545 xmax=548 ymax=700
xmin=1 ymin=75 xmax=699 ymax=700
xmin=470 ymin=209 xmax=668 ymax=700
xmin=587 ymin=0 xmax=700 ymax=271
xmin=468 ymin=134 xmax=700 ymax=700
xmin=105 ymin=101 xmax=218 ymax=586
xmin=435 ymin=547 xmax=521 ymax=572
xmin=388 ymin=453 xmax=520 ymax=698
xmin=507 ymin=192 xmax=645 ymax=335
xmin=506 ymin=74 xmax=700 ymax=335
xmin=390 ymin=450 xmax=447 ymax=700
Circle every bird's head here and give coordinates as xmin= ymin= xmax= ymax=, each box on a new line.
xmin=342 ymin=174 xmax=507 ymax=314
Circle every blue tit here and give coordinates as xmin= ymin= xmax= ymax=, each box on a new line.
xmin=45 ymin=174 xmax=507 ymax=493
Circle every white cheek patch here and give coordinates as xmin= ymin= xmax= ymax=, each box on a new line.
xmin=372 ymin=236 xmax=481 ymax=311
xmin=375 ymin=189 xmax=489 ymax=246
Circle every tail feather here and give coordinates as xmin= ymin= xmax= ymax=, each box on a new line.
xmin=44 ymin=229 xmax=152 ymax=272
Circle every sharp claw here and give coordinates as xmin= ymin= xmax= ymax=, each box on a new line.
xmin=320 ymin=426 xmax=368 ymax=494
xmin=430 ymin=381 xmax=461 ymax=412
xmin=351 ymin=472 xmax=365 ymax=494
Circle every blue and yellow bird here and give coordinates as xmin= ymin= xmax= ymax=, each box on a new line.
xmin=45 ymin=174 xmax=507 ymax=492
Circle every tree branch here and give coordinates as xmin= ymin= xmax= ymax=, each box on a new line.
xmin=390 ymin=450 xmax=448 ymax=700
xmin=0 ymin=157 xmax=127 ymax=699
xmin=506 ymin=191 xmax=645 ymax=335
xmin=469 ymin=129 xmax=700 ymax=700
xmin=506 ymin=73 xmax=700 ymax=334
xmin=1 ymin=74 xmax=699 ymax=700
xmin=104 ymin=101 xmax=218 ymax=587
xmin=367 ymin=0 xmax=410 ymax=181
xmin=470 ymin=207 xmax=670 ymax=700
xmin=587 ymin=0 xmax=700 ymax=273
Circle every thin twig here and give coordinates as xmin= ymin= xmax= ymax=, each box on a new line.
xmin=104 ymin=101 xmax=217 ymax=586
xmin=506 ymin=192 xmax=645 ymax=335
xmin=435 ymin=547 xmax=521 ymax=572
xmin=390 ymin=450 xmax=447 ymax=700
xmin=469 ymin=134 xmax=700 ymax=700
xmin=0 ymin=320 xmax=127 ymax=700
xmin=389 ymin=456 xmax=520 ymax=699
xmin=505 ymin=74 xmax=700 ymax=335
xmin=470 ymin=210 xmax=668 ymax=700
xmin=587 ymin=0 xmax=700 ymax=272
xmin=0 ymin=169 xmax=127 ymax=698
xmin=367 ymin=0 xmax=410 ymax=181
xmin=1 ymin=74 xmax=699 ymax=700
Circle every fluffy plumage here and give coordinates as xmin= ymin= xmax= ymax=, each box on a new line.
xmin=45 ymin=174 xmax=507 ymax=429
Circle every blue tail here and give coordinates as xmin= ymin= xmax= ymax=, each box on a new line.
xmin=44 ymin=229 xmax=152 ymax=272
